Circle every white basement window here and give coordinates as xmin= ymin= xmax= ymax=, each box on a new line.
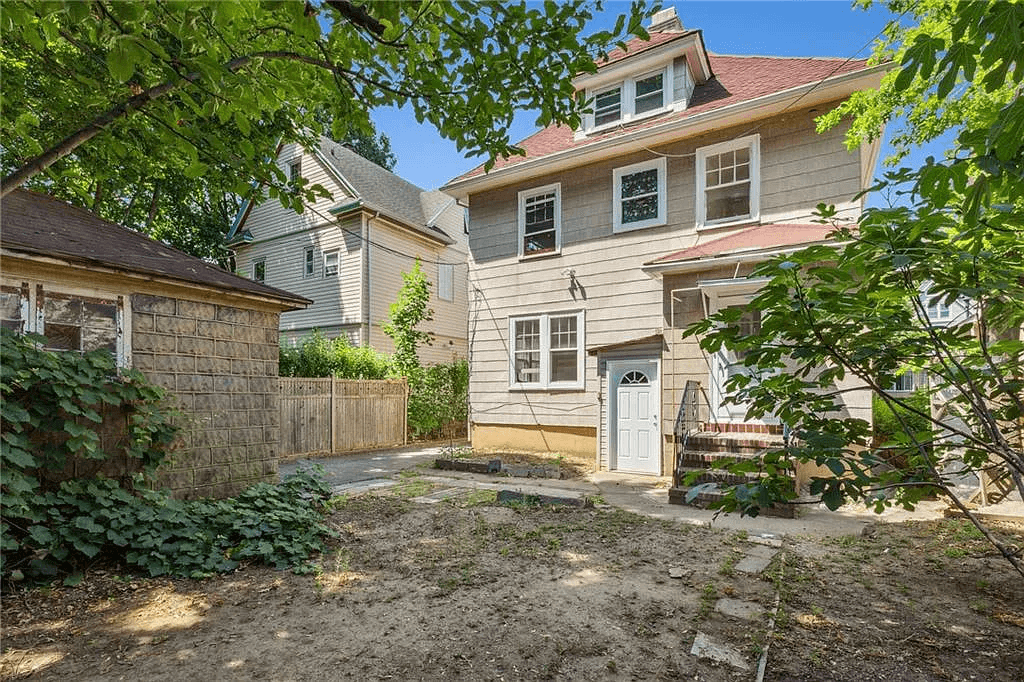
xmin=518 ymin=183 xmax=561 ymax=258
xmin=509 ymin=311 xmax=585 ymax=390
xmin=696 ymin=134 xmax=760 ymax=228
xmin=613 ymin=157 xmax=667 ymax=232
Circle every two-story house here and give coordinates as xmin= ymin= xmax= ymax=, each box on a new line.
xmin=229 ymin=137 xmax=469 ymax=365
xmin=442 ymin=8 xmax=886 ymax=483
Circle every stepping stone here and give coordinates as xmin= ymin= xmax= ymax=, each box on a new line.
xmin=714 ymin=597 xmax=766 ymax=621
xmin=690 ymin=632 xmax=750 ymax=670
xmin=747 ymin=533 xmax=783 ymax=548
xmin=735 ymin=554 xmax=774 ymax=575
xmin=411 ymin=487 xmax=466 ymax=504
xmin=331 ymin=479 xmax=397 ymax=495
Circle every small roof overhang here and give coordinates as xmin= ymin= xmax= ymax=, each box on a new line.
xmin=587 ymin=332 xmax=665 ymax=356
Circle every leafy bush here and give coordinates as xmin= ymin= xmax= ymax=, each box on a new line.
xmin=407 ymin=360 xmax=468 ymax=440
xmin=873 ymin=389 xmax=932 ymax=446
xmin=1 ymin=330 xmax=336 ymax=582
xmin=279 ymin=329 xmax=391 ymax=379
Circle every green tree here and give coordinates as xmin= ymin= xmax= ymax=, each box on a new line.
xmin=1 ymin=0 xmax=649 ymax=203
xmin=687 ymin=0 xmax=1023 ymax=576
xmin=383 ymin=259 xmax=433 ymax=376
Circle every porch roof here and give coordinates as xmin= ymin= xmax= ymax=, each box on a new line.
xmin=587 ymin=333 xmax=665 ymax=356
xmin=643 ymin=223 xmax=843 ymax=274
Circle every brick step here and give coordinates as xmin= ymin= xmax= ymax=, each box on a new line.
xmin=674 ymin=466 xmax=765 ymax=489
xmin=683 ymin=432 xmax=783 ymax=454
xmin=676 ymin=449 xmax=764 ymax=468
xmin=668 ymin=485 xmax=796 ymax=518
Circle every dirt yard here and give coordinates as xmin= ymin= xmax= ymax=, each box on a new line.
xmin=2 ymin=484 xmax=1022 ymax=681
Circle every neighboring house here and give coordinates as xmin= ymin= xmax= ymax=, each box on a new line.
xmin=441 ymin=7 xmax=887 ymax=482
xmin=227 ymin=137 xmax=469 ymax=365
xmin=1 ymin=189 xmax=310 ymax=499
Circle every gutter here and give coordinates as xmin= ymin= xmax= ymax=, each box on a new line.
xmin=642 ymin=241 xmax=851 ymax=277
xmin=442 ymin=64 xmax=889 ymax=199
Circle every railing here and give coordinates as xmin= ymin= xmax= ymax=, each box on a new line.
xmin=279 ymin=377 xmax=408 ymax=458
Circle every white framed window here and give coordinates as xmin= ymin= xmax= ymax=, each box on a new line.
xmin=438 ymin=263 xmax=454 ymax=302
xmin=586 ymin=66 xmax=671 ymax=132
xmin=613 ymin=157 xmax=667 ymax=232
xmin=594 ymin=85 xmax=622 ymax=126
xmin=324 ymin=250 xmax=339 ymax=277
xmin=252 ymin=258 xmax=266 ymax=283
xmin=288 ymin=159 xmax=301 ymax=182
xmin=891 ymin=370 xmax=927 ymax=394
xmin=508 ymin=311 xmax=585 ymax=390
xmin=304 ymin=247 xmax=315 ymax=278
xmin=696 ymin=134 xmax=760 ymax=228
xmin=518 ymin=183 xmax=561 ymax=258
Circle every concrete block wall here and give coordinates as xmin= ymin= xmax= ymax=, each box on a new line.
xmin=131 ymin=294 xmax=281 ymax=499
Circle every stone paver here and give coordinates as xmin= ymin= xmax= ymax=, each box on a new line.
xmin=690 ymin=632 xmax=750 ymax=670
xmin=735 ymin=553 xmax=774 ymax=575
xmin=714 ymin=597 xmax=767 ymax=621
xmin=410 ymin=487 xmax=467 ymax=504
xmin=330 ymin=478 xmax=397 ymax=495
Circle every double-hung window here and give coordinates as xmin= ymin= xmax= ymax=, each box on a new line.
xmin=518 ymin=183 xmax=561 ymax=258
xmin=594 ymin=86 xmax=622 ymax=126
xmin=696 ymin=134 xmax=760 ymax=228
xmin=252 ymin=259 xmax=266 ymax=283
xmin=509 ymin=311 xmax=584 ymax=390
xmin=288 ymin=159 xmax=301 ymax=182
xmin=613 ymin=157 xmax=667 ymax=232
xmin=324 ymin=250 xmax=339 ymax=277
xmin=633 ymin=71 xmax=665 ymax=115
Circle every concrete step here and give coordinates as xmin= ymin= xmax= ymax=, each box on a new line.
xmin=683 ymin=432 xmax=783 ymax=454
xmin=674 ymin=466 xmax=765 ymax=488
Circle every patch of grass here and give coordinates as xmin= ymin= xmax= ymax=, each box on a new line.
xmin=719 ymin=551 xmax=740 ymax=577
xmin=461 ymin=489 xmax=498 ymax=507
xmin=391 ymin=479 xmax=433 ymax=499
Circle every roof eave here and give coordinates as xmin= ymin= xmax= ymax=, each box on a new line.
xmin=642 ymin=240 xmax=848 ymax=277
xmin=442 ymin=63 xmax=888 ymax=200
xmin=2 ymin=247 xmax=312 ymax=311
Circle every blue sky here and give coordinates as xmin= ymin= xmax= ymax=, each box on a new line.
xmin=371 ymin=1 xmax=948 ymax=201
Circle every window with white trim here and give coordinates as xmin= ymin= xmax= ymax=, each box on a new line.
xmin=613 ymin=157 xmax=667 ymax=232
xmin=696 ymin=134 xmax=760 ymax=228
xmin=304 ymin=247 xmax=315 ymax=278
xmin=324 ymin=250 xmax=339 ymax=277
xmin=586 ymin=67 xmax=670 ymax=132
xmin=509 ymin=311 xmax=584 ymax=390
xmin=438 ymin=263 xmax=454 ymax=302
xmin=518 ymin=183 xmax=561 ymax=258
xmin=288 ymin=159 xmax=301 ymax=181
xmin=252 ymin=258 xmax=266 ymax=283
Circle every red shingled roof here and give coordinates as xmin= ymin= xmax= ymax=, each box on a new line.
xmin=452 ymin=51 xmax=869 ymax=183
xmin=646 ymin=224 xmax=842 ymax=266
xmin=600 ymin=30 xmax=695 ymax=66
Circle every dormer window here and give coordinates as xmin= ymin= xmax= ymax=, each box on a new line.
xmin=594 ymin=86 xmax=622 ymax=126
xmin=586 ymin=67 xmax=672 ymax=133
xmin=634 ymin=72 xmax=665 ymax=114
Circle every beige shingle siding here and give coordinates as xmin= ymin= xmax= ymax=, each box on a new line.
xmin=466 ymin=105 xmax=859 ymax=431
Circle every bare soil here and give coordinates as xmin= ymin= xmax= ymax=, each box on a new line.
xmin=2 ymin=486 xmax=1022 ymax=681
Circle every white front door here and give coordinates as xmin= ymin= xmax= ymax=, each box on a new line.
xmin=609 ymin=359 xmax=660 ymax=474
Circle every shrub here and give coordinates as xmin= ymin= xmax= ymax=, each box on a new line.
xmin=1 ymin=330 xmax=336 ymax=582
xmin=279 ymin=329 xmax=391 ymax=379
xmin=407 ymin=360 xmax=468 ymax=440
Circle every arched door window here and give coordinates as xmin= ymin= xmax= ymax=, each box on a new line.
xmin=620 ymin=370 xmax=649 ymax=386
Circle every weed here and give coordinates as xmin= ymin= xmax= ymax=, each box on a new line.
xmin=719 ymin=551 xmax=740 ymax=577
xmin=462 ymin=490 xmax=498 ymax=507
xmin=698 ymin=582 xmax=717 ymax=620
xmin=969 ymin=599 xmax=989 ymax=613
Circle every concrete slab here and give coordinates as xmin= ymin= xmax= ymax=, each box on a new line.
xmin=743 ymin=544 xmax=779 ymax=559
xmin=690 ymin=632 xmax=750 ymax=670
xmin=735 ymin=554 xmax=774 ymax=575
xmin=330 ymin=478 xmax=397 ymax=495
xmin=410 ymin=487 xmax=466 ymax=505
xmin=714 ymin=598 xmax=766 ymax=621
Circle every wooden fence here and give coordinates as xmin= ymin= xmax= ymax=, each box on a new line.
xmin=279 ymin=378 xmax=408 ymax=457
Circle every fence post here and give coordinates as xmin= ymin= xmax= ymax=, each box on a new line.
xmin=403 ymin=378 xmax=408 ymax=446
xmin=330 ymin=376 xmax=338 ymax=454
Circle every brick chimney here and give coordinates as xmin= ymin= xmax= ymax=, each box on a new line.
xmin=648 ymin=7 xmax=684 ymax=32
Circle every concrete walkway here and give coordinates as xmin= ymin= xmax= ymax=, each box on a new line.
xmin=279 ymin=443 xmax=950 ymax=539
